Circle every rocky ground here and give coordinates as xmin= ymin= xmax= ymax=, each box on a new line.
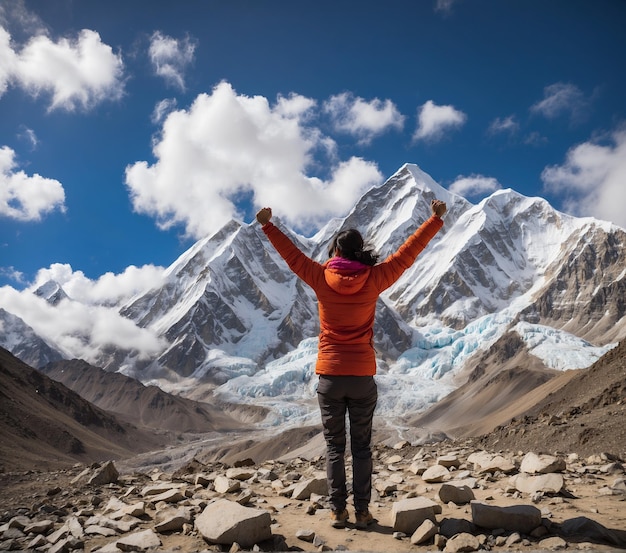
xmin=1 ymin=439 xmax=625 ymax=553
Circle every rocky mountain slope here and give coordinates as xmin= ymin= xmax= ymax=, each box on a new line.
xmin=41 ymin=358 xmax=261 ymax=432
xmin=0 ymin=347 xmax=166 ymax=471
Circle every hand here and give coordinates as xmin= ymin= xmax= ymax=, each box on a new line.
xmin=256 ymin=207 xmax=272 ymax=225
xmin=431 ymin=199 xmax=447 ymax=218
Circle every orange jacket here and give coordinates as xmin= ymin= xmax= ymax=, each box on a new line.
xmin=262 ymin=215 xmax=444 ymax=376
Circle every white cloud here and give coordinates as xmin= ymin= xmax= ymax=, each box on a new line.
xmin=449 ymin=174 xmax=502 ymax=198
xmin=32 ymin=262 xmax=166 ymax=305
xmin=0 ymin=145 xmax=66 ymax=220
xmin=0 ymin=262 xmax=167 ymax=361
xmin=149 ymin=31 xmax=195 ymax=90
xmin=18 ymin=125 xmax=38 ymax=149
xmin=0 ymin=27 xmax=17 ymax=95
xmin=0 ymin=26 xmax=124 ymax=111
xmin=488 ymin=115 xmax=519 ymax=136
xmin=435 ymin=0 xmax=458 ymax=13
xmin=125 ymin=81 xmax=383 ymax=238
xmin=530 ymin=82 xmax=588 ymax=122
xmin=414 ymin=100 xmax=467 ymax=142
xmin=152 ymin=98 xmax=178 ymax=124
xmin=0 ymin=284 xmax=165 ymax=361
xmin=542 ymin=127 xmax=626 ymax=229
xmin=0 ymin=266 xmax=25 ymax=284
xmin=324 ymin=92 xmax=404 ymax=143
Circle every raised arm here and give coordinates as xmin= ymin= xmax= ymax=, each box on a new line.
xmin=371 ymin=198 xmax=446 ymax=290
xmin=256 ymin=207 xmax=323 ymax=287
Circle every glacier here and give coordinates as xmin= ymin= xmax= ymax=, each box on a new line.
xmin=206 ymin=312 xmax=616 ymax=430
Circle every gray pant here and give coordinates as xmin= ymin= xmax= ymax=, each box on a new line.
xmin=317 ymin=375 xmax=378 ymax=512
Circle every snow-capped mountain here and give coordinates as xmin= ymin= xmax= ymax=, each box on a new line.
xmin=2 ymin=163 xmax=625 ymax=427
xmin=0 ymin=308 xmax=64 ymax=368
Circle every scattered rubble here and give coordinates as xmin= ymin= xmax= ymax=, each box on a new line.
xmin=1 ymin=443 xmax=625 ymax=552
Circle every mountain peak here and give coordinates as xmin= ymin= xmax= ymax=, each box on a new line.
xmin=34 ymin=280 xmax=69 ymax=305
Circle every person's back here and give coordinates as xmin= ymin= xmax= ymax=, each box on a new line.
xmin=256 ymin=199 xmax=447 ymax=529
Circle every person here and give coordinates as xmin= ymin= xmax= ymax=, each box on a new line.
xmin=256 ymin=198 xmax=447 ymax=529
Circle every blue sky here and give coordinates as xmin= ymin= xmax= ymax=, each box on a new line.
xmin=1 ymin=0 xmax=625 ymax=296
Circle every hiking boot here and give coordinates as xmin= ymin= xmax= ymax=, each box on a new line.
xmin=355 ymin=509 xmax=374 ymax=529
xmin=330 ymin=508 xmax=349 ymax=528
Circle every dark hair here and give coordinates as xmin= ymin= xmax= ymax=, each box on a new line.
xmin=328 ymin=229 xmax=378 ymax=266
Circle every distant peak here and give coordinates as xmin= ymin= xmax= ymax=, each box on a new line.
xmin=33 ymin=280 xmax=69 ymax=305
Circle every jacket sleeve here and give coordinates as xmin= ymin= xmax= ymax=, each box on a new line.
xmin=261 ymin=222 xmax=323 ymax=288
xmin=372 ymin=215 xmax=444 ymax=291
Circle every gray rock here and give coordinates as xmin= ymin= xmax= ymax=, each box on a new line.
xmin=538 ymin=536 xmax=568 ymax=550
xmin=24 ymin=520 xmax=54 ymax=534
xmin=410 ymin=519 xmax=438 ymax=545
xmin=214 ymin=475 xmax=241 ymax=494
xmin=117 ymin=528 xmax=161 ymax=551
xmin=437 ymin=483 xmax=475 ymax=505
xmin=443 ymin=532 xmax=481 ymax=552
xmin=560 ymin=516 xmax=625 ymax=547
xmin=438 ymin=455 xmax=461 ymax=468
xmin=422 ymin=464 xmax=450 ymax=483
xmin=391 ymin=496 xmax=442 ymax=534
xmin=467 ymin=451 xmax=516 ymax=474
xmin=291 ymin=475 xmax=327 ymax=500
xmin=509 ymin=472 xmax=564 ymax=494
xmin=154 ymin=507 xmax=192 ymax=533
xmin=295 ymin=528 xmax=316 ymax=542
xmin=471 ymin=501 xmax=541 ymax=534
xmin=150 ymin=488 xmax=186 ymax=503
xmin=520 ymin=452 xmax=566 ymax=474
xmin=195 ymin=498 xmax=272 ymax=548
xmin=88 ymin=461 xmax=119 ymax=486
xmin=440 ymin=517 xmax=474 ymax=538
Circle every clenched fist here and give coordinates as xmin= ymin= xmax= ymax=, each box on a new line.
xmin=431 ymin=199 xmax=447 ymax=218
xmin=256 ymin=207 xmax=272 ymax=225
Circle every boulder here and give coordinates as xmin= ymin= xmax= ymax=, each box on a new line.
xmin=391 ymin=496 xmax=441 ymax=534
xmin=422 ymin=464 xmax=450 ymax=483
xmin=471 ymin=501 xmax=541 ymax=534
xmin=88 ymin=461 xmax=119 ymax=486
xmin=291 ymin=475 xmax=327 ymax=500
xmin=411 ymin=518 xmax=438 ymax=545
xmin=520 ymin=452 xmax=566 ymax=474
xmin=444 ymin=532 xmax=481 ymax=552
xmin=509 ymin=473 xmax=564 ymax=495
xmin=467 ymin=451 xmax=516 ymax=474
xmin=116 ymin=529 xmax=161 ymax=551
xmin=195 ymin=498 xmax=272 ymax=548
xmin=437 ymin=483 xmax=475 ymax=505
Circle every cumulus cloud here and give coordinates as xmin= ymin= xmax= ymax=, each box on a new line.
xmin=0 ymin=145 xmax=66 ymax=220
xmin=0 ymin=284 xmax=165 ymax=361
xmin=488 ymin=115 xmax=519 ymax=136
xmin=542 ymin=127 xmax=626 ymax=229
xmin=414 ymin=100 xmax=467 ymax=142
xmin=32 ymin=262 xmax=166 ymax=305
xmin=0 ymin=262 xmax=167 ymax=361
xmin=531 ymin=82 xmax=588 ymax=122
xmin=324 ymin=92 xmax=404 ymax=143
xmin=449 ymin=174 xmax=502 ymax=198
xmin=0 ymin=25 xmax=124 ymax=111
xmin=149 ymin=31 xmax=196 ymax=90
xmin=126 ymin=81 xmax=383 ymax=238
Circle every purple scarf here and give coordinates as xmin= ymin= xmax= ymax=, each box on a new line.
xmin=327 ymin=257 xmax=370 ymax=272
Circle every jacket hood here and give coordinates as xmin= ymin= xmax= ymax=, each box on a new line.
xmin=324 ymin=257 xmax=371 ymax=295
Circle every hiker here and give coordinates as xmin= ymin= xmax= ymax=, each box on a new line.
xmin=256 ymin=198 xmax=446 ymax=528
